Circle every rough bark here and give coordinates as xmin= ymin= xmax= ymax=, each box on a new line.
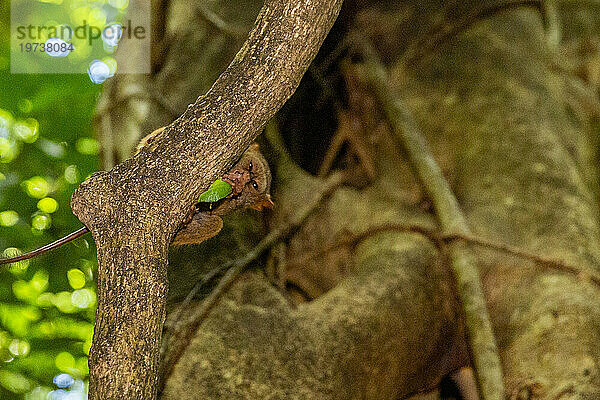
xmin=161 ymin=145 xmax=469 ymax=399
xmin=92 ymin=0 xmax=600 ymax=399
xmin=393 ymin=5 xmax=600 ymax=397
xmin=76 ymin=0 xmax=343 ymax=398
xmin=161 ymin=2 xmax=600 ymax=399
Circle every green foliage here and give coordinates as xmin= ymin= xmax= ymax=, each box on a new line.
xmin=0 ymin=6 xmax=100 ymax=398
xmin=198 ymin=179 xmax=233 ymax=203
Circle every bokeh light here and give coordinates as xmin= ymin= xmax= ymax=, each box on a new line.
xmin=37 ymin=138 xmax=66 ymax=159
xmin=54 ymin=352 xmax=75 ymax=373
xmin=64 ymin=165 xmax=79 ymax=184
xmin=75 ymin=138 xmax=99 ymax=155
xmin=66 ymin=269 xmax=85 ymax=290
xmin=8 ymin=339 xmax=30 ymax=357
xmin=86 ymin=60 xmax=111 ymax=84
xmin=31 ymin=213 xmax=51 ymax=231
xmin=13 ymin=119 xmax=39 ymax=144
xmin=108 ymin=0 xmax=128 ymax=9
xmin=0 ymin=210 xmax=19 ymax=227
xmin=52 ymin=374 xmax=74 ymax=389
xmin=0 ymin=109 xmax=14 ymax=137
xmin=22 ymin=176 xmax=51 ymax=199
xmin=2 ymin=248 xmax=30 ymax=274
xmin=44 ymin=38 xmax=73 ymax=58
xmin=89 ymin=8 xmax=107 ymax=27
xmin=0 ymin=137 xmax=20 ymax=163
xmin=52 ymin=292 xmax=76 ymax=314
xmin=102 ymin=57 xmax=117 ymax=75
xmin=71 ymin=289 xmax=95 ymax=309
xmin=102 ymin=23 xmax=122 ymax=47
xmin=37 ymin=197 xmax=59 ymax=213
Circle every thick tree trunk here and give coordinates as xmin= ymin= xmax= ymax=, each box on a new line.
xmin=93 ymin=0 xmax=600 ymax=399
xmin=401 ymin=9 xmax=600 ymax=396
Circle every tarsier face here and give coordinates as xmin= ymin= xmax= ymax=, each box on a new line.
xmin=235 ymin=144 xmax=273 ymax=210
xmin=212 ymin=143 xmax=273 ymax=215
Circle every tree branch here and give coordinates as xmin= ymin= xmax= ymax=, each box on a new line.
xmin=357 ymin=61 xmax=505 ymax=400
xmin=71 ymin=0 xmax=343 ymax=398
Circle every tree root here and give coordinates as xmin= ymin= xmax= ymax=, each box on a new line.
xmin=160 ymin=170 xmax=345 ymax=390
xmin=357 ymin=60 xmax=505 ymax=400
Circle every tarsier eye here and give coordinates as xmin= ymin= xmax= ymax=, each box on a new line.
xmin=248 ymin=161 xmax=253 ymax=171
xmin=252 ymin=181 xmax=259 ymax=190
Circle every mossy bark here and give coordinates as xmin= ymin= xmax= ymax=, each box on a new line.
xmin=394 ymin=6 xmax=600 ymax=397
xmin=95 ymin=0 xmax=600 ymax=399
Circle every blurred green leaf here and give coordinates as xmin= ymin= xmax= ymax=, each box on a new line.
xmin=30 ymin=318 xmax=93 ymax=341
xmin=0 ymin=370 xmax=32 ymax=394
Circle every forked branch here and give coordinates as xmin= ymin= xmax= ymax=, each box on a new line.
xmin=71 ymin=0 xmax=343 ymax=398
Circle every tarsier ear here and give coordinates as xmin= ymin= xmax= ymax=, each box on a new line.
xmin=250 ymin=194 xmax=274 ymax=211
xmin=249 ymin=142 xmax=260 ymax=152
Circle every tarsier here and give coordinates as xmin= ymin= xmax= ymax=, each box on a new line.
xmin=173 ymin=142 xmax=273 ymax=245
xmin=0 ymin=128 xmax=273 ymax=264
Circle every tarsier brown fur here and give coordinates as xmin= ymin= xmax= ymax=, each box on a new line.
xmin=0 ymin=127 xmax=273 ymax=264
xmin=171 ymin=141 xmax=274 ymax=245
